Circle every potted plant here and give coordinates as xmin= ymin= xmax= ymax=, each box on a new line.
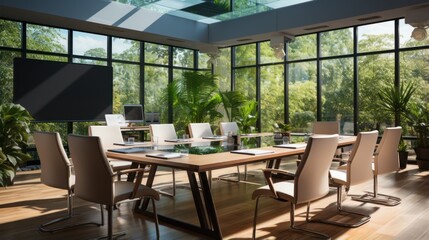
xmin=398 ymin=139 xmax=408 ymax=169
xmin=378 ymin=81 xmax=416 ymax=169
xmin=406 ymin=103 xmax=429 ymax=170
xmin=0 ymin=103 xmax=33 ymax=187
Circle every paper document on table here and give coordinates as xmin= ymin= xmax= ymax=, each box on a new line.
xmin=231 ymin=149 xmax=274 ymax=155
xmin=108 ymin=147 xmax=152 ymax=154
xmin=146 ymin=153 xmax=183 ymax=159
xmin=274 ymin=143 xmax=307 ymax=149
xmin=164 ymin=139 xmax=193 ymax=143
xmin=113 ymin=142 xmax=149 ymax=146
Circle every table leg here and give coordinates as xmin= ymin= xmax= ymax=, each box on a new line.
xmin=198 ymin=171 xmax=222 ymax=240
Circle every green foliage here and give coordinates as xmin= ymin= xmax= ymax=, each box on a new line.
xmin=378 ymin=81 xmax=416 ymax=126
xmin=274 ymin=122 xmax=292 ymax=132
xmin=236 ymin=101 xmax=258 ymax=134
xmin=291 ymin=111 xmax=315 ymax=131
xmin=167 ymin=71 xmax=223 ymax=131
xmin=219 ymin=91 xmax=247 ymax=122
xmin=0 ymin=103 xmax=33 ymax=186
xmin=407 ymin=103 xmax=429 ymax=148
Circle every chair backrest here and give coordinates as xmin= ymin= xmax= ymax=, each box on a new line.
xmin=68 ymin=134 xmax=115 ymax=206
xmin=88 ymin=125 xmax=124 ymax=150
xmin=149 ymin=124 xmax=177 ymax=143
xmin=220 ymin=122 xmax=239 ymax=135
xmin=188 ymin=123 xmax=214 ymax=138
xmin=346 ymin=130 xmax=379 ymax=186
xmin=312 ymin=121 xmax=339 ymax=135
xmin=294 ymin=134 xmax=339 ymax=204
xmin=33 ymin=131 xmax=72 ymax=190
xmin=374 ymin=126 xmax=402 ymax=175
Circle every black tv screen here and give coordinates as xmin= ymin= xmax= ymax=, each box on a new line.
xmin=13 ymin=58 xmax=113 ymax=122
xmin=124 ymin=104 xmax=144 ymax=123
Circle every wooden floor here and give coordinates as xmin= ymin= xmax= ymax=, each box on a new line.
xmin=1 ymin=158 xmax=429 ymax=240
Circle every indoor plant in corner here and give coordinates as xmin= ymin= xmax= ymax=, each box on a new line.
xmin=0 ymin=103 xmax=33 ymax=187
xmin=407 ymin=103 xmax=429 ymax=171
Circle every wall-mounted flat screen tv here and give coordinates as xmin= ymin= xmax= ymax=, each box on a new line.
xmin=13 ymin=58 xmax=113 ymax=122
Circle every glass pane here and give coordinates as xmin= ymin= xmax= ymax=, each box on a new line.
xmin=214 ymin=48 xmax=231 ymax=92
xmin=235 ymin=67 xmax=256 ymax=100
xmin=27 ymin=24 xmax=67 ymax=54
xmin=400 ymin=49 xmax=429 ymax=135
xmin=172 ymin=69 xmax=191 ymax=134
xmin=235 ymin=44 xmax=256 ymax=66
xmin=74 ymin=122 xmax=103 ymax=135
xmin=113 ymin=62 xmax=140 ymax=114
xmin=260 ymin=41 xmax=282 ymax=64
xmin=321 ymin=58 xmax=354 ymax=134
xmin=198 ymin=52 xmax=211 ymax=69
xmin=0 ymin=19 xmax=21 ymax=48
xmin=173 ymin=47 xmax=194 ymax=68
xmin=321 ymin=28 xmax=353 ymax=57
xmin=261 ymin=64 xmax=284 ymax=132
xmin=358 ymin=53 xmax=395 ymax=132
xmin=288 ymin=61 xmax=317 ymax=132
xmin=0 ymin=50 xmax=20 ymax=105
xmin=288 ymin=34 xmax=317 ymax=60
xmin=112 ymin=37 xmax=140 ymax=62
xmin=26 ymin=54 xmax=68 ymax=62
xmin=72 ymin=58 xmax=107 ymax=66
xmin=144 ymin=66 xmax=168 ymax=123
xmin=358 ymin=21 xmax=394 ymax=53
xmin=399 ymin=19 xmax=429 ymax=48
xmin=145 ymin=42 xmax=169 ymax=65
xmin=73 ymin=31 xmax=107 ymax=58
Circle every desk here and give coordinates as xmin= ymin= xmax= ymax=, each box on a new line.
xmin=106 ymin=135 xmax=356 ymax=239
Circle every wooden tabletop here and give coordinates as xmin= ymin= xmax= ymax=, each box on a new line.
xmin=106 ymin=135 xmax=356 ymax=173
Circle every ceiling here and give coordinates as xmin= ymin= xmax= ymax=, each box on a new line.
xmin=0 ymin=0 xmax=429 ymax=51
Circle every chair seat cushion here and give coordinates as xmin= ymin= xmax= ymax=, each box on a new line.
xmin=329 ymin=169 xmax=347 ymax=186
xmin=252 ymin=180 xmax=294 ymax=202
xmin=114 ymin=181 xmax=160 ymax=203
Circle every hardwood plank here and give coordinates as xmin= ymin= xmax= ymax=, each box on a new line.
xmin=1 ymin=160 xmax=428 ymax=240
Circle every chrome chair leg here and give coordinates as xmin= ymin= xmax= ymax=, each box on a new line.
xmin=39 ymin=189 xmax=102 ymax=232
xmin=252 ymin=196 xmax=261 ymax=240
xmin=290 ymin=202 xmax=331 ymax=239
xmin=352 ymin=176 xmax=401 ymax=206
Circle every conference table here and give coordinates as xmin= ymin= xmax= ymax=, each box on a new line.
xmin=106 ymin=134 xmax=356 ymax=239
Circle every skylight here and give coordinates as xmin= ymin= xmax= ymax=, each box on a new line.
xmin=112 ymin=0 xmax=313 ymax=23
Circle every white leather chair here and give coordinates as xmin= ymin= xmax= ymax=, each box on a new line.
xmin=252 ymin=134 xmax=339 ymax=239
xmin=88 ymin=125 xmax=133 ymax=180
xmin=188 ymin=123 xmax=214 ymax=138
xmin=352 ymin=126 xmax=402 ymax=206
xmin=312 ymin=121 xmax=339 ymax=135
xmin=313 ymin=130 xmax=378 ymax=227
xmin=220 ymin=122 xmax=240 ymax=135
xmin=33 ymin=131 xmax=102 ymax=232
xmin=67 ymin=134 xmax=160 ymax=239
xmin=149 ymin=124 xmax=179 ymax=196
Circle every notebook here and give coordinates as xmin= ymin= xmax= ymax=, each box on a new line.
xmin=146 ymin=153 xmax=183 ymax=159
xmin=108 ymin=147 xmax=151 ymax=154
xmin=231 ymin=149 xmax=274 ymax=155
xmin=164 ymin=139 xmax=193 ymax=143
xmin=113 ymin=142 xmax=149 ymax=146
xmin=273 ymin=143 xmax=307 ymax=149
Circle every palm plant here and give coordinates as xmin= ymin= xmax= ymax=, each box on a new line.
xmin=166 ymin=71 xmax=223 ymax=131
xmin=378 ymin=81 xmax=416 ymax=127
xmin=0 ymin=103 xmax=33 ymax=187
xmin=219 ymin=91 xmax=247 ymax=122
xmin=236 ymin=101 xmax=258 ymax=134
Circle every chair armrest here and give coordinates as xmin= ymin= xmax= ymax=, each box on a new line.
xmin=113 ymin=168 xmax=146 ymax=199
xmin=261 ymin=169 xmax=295 ymax=199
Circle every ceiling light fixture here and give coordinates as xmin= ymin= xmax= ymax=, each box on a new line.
xmin=411 ymin=26 xmax=428 ymax=41
xmin=270 ymin=34 xmax=294 ymax=60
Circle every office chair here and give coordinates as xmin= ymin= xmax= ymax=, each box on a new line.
xmin=88 ymin=125 xmax=133 ymax=180
xmin=252 ymin=134 xmax=339 ymax=239
xmin=352 ymin=127 xmax=402 ymax=206
xmin=33 ymin=131 xmax=102 ymax=232
xmin=312 ymin=130 xmax=378 ymax=227
xmin=68 ymin=134 xmax=160 ymax=239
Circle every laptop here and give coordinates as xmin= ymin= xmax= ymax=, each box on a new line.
xmin=105 ymin=114 xmax=128 ymax=127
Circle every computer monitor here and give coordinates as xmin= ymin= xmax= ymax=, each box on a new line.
xmin=124 ymin=104 xmax=144 ymax=124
